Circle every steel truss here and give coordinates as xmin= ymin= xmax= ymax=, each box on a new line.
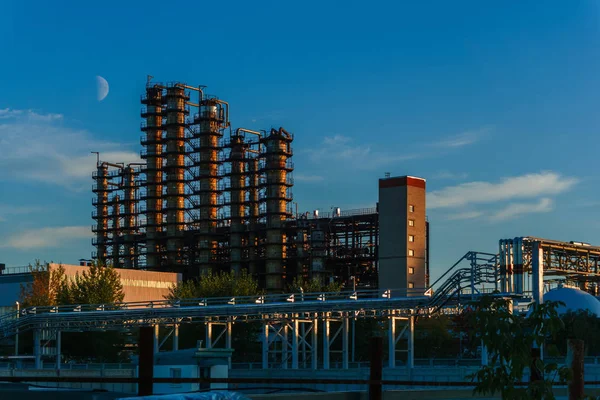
xmin=1 ymin=248 xmax=546 ymax=370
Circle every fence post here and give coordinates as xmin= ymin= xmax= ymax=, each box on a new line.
xmin=567 ymin=339 xmax=584 ymax=400
xmin=138 ymin=326 xmax=154 ymax=396
xmin=369 ymin=336 xmax=383 ymax=400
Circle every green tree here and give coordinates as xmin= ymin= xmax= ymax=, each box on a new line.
xmin=165 ymin=270 xmax=263 ymax=361
xmin=167 ymin=270 xmax=261 ymax=300
xmin=556 ymin=310 xmax=600 ymax=356
xmin=67 ymin=263 xmax=125 ymax=305
xmin=19 ymin=261 xmax=67 ymax=307
xmin=288 ymin=276 xmax=342 ymax=293
xmin=59 ymin=263 xmax=126 ymax=363
xmin=415 ymin=315 xmax=459 ymax=359
xmin=467 ymin=296 xmax=571 ymax=400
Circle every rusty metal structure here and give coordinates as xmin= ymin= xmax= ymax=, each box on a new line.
xmin=92 ymin=80 xmax=381 ymax=292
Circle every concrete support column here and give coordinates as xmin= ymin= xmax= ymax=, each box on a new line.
xmin=342 ymin=316 xmax=349 ymax=369
xmin=282 ymin=323 xmax=289 ymax=369
xmin=311 ymin=317 xmax=318 ymax=370
xmin=206 ymin=323 xmax=212 ymax=348
xmin=262 ymin=322 xmax=269 ymax=369
xmin=323 ymin=318 xmax=330 ymax=369
xmin=532 ymin=241 xmax=544 ymax=305
xmin=153 ymin=325 xmax=159 ymax=354
xmin=292 ymin=318 xmax=299 ymax=369
xmin=226 ymin=320 xmax=232 ymax=349
xmin=388 ymin=317 xmax=396 ymax=368
xmin=34 ymin=329 xmax=41 ymax=369
xmin=56 ymin=331 xmax=61 ymax=370
xmin=408 ymin=316 xmax=414 ymax=369
xmin=172 ymin=324 xmax=179 ymax=351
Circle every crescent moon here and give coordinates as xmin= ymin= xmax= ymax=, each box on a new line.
xmin=96 ymin=76 xmax=109 ymax=101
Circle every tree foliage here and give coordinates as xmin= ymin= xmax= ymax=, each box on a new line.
xmin=20 ymin=261 xmax=124 ymax=307
xmin=467 ymin=296 xmax=571 ymax=400
xmin=414 ymin=315 xmax=459 ymax=359
xmin=65 ymin=263 xmax=125 ymax=305
xmin=167 ymin=269 xmax=261 ymax=300
xmin=287 ymin=276 xmax=342 ymax=294
xmin=555 ymin=310 xmax=600 ymax=356
xmin=20 ymin=261 xmax=68 ymax=307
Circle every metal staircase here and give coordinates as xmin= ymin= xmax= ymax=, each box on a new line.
xmin=425 ymin=251 xmax=498 ymax=313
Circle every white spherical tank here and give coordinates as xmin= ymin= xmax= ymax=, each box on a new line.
xmin=542 ymin=286 xmax=600 ymax=317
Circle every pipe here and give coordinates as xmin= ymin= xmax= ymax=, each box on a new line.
xmin=101 ymin=161 xmax=124 ymax=170
xmin=235 ymin=128 xmax=262 ymax=138
xmin=214 ymin=100 xmax=230 ymax=127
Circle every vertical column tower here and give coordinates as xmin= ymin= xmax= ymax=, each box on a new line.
xmin=92 ymin=163 xmax=109 ymax=263
xmin=260 ymin=127 xmax=293 ymax=292
xmin=123 ymin=166 xmax=138 ymax=269
xmin=163 ymin=85 xmax=189 ymax=269
xmin=227 ymin=134 xmax=248 ymax=274
xmin=141 ymin=86 xmax=164 ymax=269
xmin=248 ymin=157 xmax=260 ymax=276
xmin=194 ymin=98 xmax=227 ymax=274
xmin=112 ymin=194 xmax=121 ymax=268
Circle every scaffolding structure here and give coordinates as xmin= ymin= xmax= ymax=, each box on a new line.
xmin=92 ymin=80 xmax=381 ymax=292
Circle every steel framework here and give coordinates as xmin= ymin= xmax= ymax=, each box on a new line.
xmin=92 ymin=80 xmax=385 ymax=293
xmin=0 ymin=250 xmax=519 ymax=370
xmin=6 ymin=237 xmax=599 ymax=370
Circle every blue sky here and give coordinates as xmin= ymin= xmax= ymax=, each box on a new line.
xmin=1 ymin=1 xmax=599 ymax=281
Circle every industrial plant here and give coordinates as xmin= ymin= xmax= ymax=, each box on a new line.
xmin=91 ymin=80 xmax=430 ymax=292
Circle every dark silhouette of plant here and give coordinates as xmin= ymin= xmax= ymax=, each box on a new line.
xmin=467 ymin=296 xmax=571 ymax=400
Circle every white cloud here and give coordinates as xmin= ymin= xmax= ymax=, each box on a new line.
xmin=0 ymin=108 xmax=63 ymax=121
xmin=2 ymin=226 xmax=92 ymax=250
xmin=0 ymin=205 xmax=43 ymax=222
xmin=429 ymin=172 xmax=577 ymax=209
xmin=446 ymin=211 xmax=484 ymax=221
xmin=295 ymin=174 xmax=325 ymax=183
xmin=489 ymin=198 xmax=553 ymax=222
xmin=432 ymin=171 xmax=469 ymax=180
xmin=307 ymin=134 xmax=418 ymax=170
xmin=431 ymin=127 xmax=490 ymax=148
xmin=0 ymin=109 xmax=140 ymax=190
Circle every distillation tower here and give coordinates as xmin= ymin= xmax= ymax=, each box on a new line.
xmin=92 ymin=79 xmax=382 ymax=292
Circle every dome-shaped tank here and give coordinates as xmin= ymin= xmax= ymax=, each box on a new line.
xmin=542 ymin=286 xmax=600 ymax=317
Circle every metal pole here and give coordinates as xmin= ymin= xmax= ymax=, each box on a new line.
xmin=34 ymin=329 xmax=41 ymax=369
xmin=369 ymin=336 xmax=383 ymax=400
xmin=153 ymin=324 xmax=159 ymax=354
xmin=532 ymin=241 xmax=544 ymax=305
xmin=292 ymin=318 xmax=299 ymax=369
xmin=172 ymin=324 xmax=179 ymax=351
xmin=282 ymin=323 xmax=288 ymax=369
xmin=568 ymin=339 xmax=584 ymax=400
xmin=352 ymin=277 xmax=356 ymax=364
xmin=408 ymin=316 xmax=414 ymax=369
xmin=388 ymin=317 xmax=395 ymax=368
xmin=14 ymin=301 xmax=19 ymax=357
xmin=323 ymin=318 xmax=330 ymax=369
xmin=56 ymin=331 xmax=61 ymax=370
xmin=311 ymin=317 xmax=318 ymax=370
xmin=206 ymin=323 xmax=212 ymax=349
xmin=138 ymin=326 xmax=154 ymax=396
xmin=226 ymin=320 xmax=232 ymax=349
xmin=262 ymin=322 xmax=269 ymax=369
xmin=342 ymin=316 xmax=349 ymax=369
